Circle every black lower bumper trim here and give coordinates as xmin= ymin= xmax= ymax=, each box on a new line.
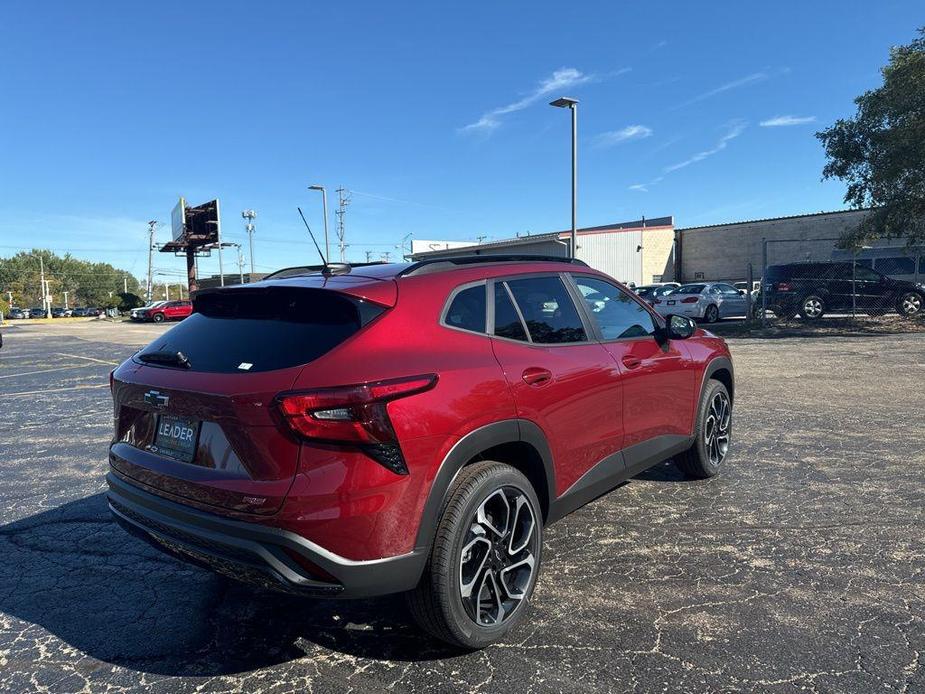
xmin=106 ymin=471 xmax=427 ymax=598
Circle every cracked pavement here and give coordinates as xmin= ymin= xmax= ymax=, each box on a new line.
xmin=0 ymin=320 xmax=923 ymax=692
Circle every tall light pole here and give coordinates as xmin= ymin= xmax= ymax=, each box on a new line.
xmin=241 ymin=209 xmax=256 ymax=278
xmin=308 ymin=185 xmax=330 ymax=261
xmin=146 ymin=221 xmax=157 ymax=300
xmin=549 ymin=97 xmax=579 ymax=259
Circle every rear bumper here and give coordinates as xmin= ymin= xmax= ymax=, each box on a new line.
xmin=106 ymin=471 xmax=427 ymax=598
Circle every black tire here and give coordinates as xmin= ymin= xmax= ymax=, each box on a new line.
xmin=799 ymin=295 xmax=825 ymax=320
xmin=152 ymin=313 xmax=165 ymax=323
xmin=407 ymin=461 xmax=543 ymax=649
xmin=703 ymin=304 xmax=719 ymax=323
xmin=675 ymin=380 xmax=732 ymax=479
xmin=898 ymin=291 xmax=923 ymax=317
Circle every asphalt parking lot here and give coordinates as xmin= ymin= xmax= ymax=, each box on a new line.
xmin=0 ymin=321 xmax=923 ymax=693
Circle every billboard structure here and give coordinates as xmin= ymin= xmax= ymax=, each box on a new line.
xmin=160 ymin=197 xmax=223 ymax=293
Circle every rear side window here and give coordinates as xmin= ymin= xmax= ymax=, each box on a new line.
xmin=136 ymin=287 xmax=384 ymax=373
xmin=493 ymin=283 xmax=528 ymax=342
xmin=875 ymin=256 xmax=915 ymax=275
xmin=504 ymin=276 xmax=587 ymax=344
xmin=444 ymin=284 xmax=486 ymax=333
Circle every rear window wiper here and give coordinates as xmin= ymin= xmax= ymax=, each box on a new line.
xmin=138 ymin=350 xmax=191 ymax=369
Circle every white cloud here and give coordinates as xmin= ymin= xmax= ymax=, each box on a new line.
xmin=594 ymin=125 xmax=653 ymax=147
xmin=664 ymin=120 xmax=746 ymax=173
xmin=460 ymin=67 xmax=594 ymax=134
xmin=675 ymin=72 xmax=768 ymax=109
xmin=760 ymin=115 xmax=816 ymax=127
xmin=628 ymin=184 xmax=650 ymax=193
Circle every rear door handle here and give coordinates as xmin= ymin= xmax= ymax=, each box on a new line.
xmin=522 ymin=367 xmax=553 ymax=387
xmin=621 ymin=355 xmax=642 ymax=370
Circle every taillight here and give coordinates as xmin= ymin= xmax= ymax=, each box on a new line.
xmin=276 ymin=374 xmax=438 ymax=475
xmin=681 ymin=296 xmax=699 ymax=304
xmin=775 ymin=282 xmax=793 ymax=292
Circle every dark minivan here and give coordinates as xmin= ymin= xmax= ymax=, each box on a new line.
xmin=764 ymin=261 xmax=924 ymax=319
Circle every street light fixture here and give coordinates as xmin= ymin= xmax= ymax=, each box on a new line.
xmin=241 ymin=209 xmax=256 ymax=278
xmin=549 ymin=96 xmax=579 ymax=259
xmin=307 ymin=185 xmax=331 ymax=262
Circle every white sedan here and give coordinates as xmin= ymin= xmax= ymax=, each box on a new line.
xmin=653 ymin=283 xmax=749 ymax=323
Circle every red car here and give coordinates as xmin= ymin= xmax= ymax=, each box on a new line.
xmin=107 ymin=256 xmax=733 ymax=648
xmin=142 ymin=300 xmax=192 ymax=323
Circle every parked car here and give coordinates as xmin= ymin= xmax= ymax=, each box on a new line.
xmin=764 ymin=261 xmax=925 ymax=320
xmin=71 ymin=307 xmax=89 ymax=317
xmin=9 ymin=308 xmax=29 ymax=319
xmin=635 ymin=282 xmax=680 ymax=305
xmin=733 ymin=281 xmax=761 ymax=297
xmin=51 ymin=307 xmax=68 ymax=318
xmin=87 ymin=307 xmax=103 ymax=317
xmin=133 ymin=300 xmax=192 ymax=323
xmin=107 ymin=255 xmax=734 ymax=648
xmin=130 ymin=302 xmax=165 ymax=321
xmin=29 ymin=307 xmax=47 ymax=319
xmin=653 ymin=282 xmax=749 ymax=322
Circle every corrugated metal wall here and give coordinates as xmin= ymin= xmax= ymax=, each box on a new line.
xmin=578 ymin=231 xmax=642 ymax=285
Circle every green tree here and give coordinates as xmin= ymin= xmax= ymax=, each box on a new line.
xmin=817 ymin=28 xmax=925 ymax=247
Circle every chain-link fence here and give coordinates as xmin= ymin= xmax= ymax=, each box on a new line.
xmin=750 ymin=238 xmax=925 ymax=329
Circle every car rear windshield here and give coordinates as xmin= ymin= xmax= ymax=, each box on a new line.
xmin=672 ymin=285 xmax=705 ymax=295
xmin=135 ymin=286 xmax=385 ymax=373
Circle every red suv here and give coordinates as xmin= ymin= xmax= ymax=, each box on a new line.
xmin=107 ymin=256 xmax=733 ymax=648
xmin=143 ymin=300 xmax=193 ymax=323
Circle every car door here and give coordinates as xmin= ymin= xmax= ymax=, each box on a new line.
xmin=716 ymin=283 xmax=746 ymax=317
xmin=488 ymin=274 xmax=624 ymax=496
xmin=569 ymin=274 xmax=698 ymax=472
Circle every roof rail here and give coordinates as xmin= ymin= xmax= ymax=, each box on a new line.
xmin=399 ymin=254 xmax=587 ymax=277
xmin=263 ymin=260 xmax=386 ymax=280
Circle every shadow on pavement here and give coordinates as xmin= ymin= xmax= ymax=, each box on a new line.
xmin=0 ymin=493 xmax=463 ymax=677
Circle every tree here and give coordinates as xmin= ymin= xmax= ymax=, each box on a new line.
xmin=817 ymin=28 xmax=925 ymax=247
xmin=117 ymin=292 xmax=145 ymax=311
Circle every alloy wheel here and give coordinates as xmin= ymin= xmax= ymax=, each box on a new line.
xmin=459 ymin=486 xmax=538 ymax=627
xmin=802 ymin=298 xmax=823 ymax=318
xmin=703 ymin=391 xmax=731 ymax=466
xmin=900 ymin=292 xmax=922 ymax=316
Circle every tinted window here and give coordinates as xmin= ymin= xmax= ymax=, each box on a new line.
xmin=493 ymin=282 xmax=528 ymax=342
xmin=574 ymin=276 xmax=656 ymax=340
xmin=505 ymin=276 xmax=586 ymax=344
xmin=445 ymin=284 xmax=486 ymax=333
xmin=853 ymin=266 xmax=881 ymax=281
xmin=875 ymin=256 xmax=915 ymax=275
xmin=716 ymin=284 xmax=740 ymax=295
xmin=136 ymin=287 xmax=384 ymax=373
xmin=920 ymin=256 xmax=925 ymax=274
xmin=673 ymin=284 xmax=705 ymax=295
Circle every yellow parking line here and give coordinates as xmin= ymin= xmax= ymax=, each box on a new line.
xmin=0 ymin=383 xmax=108 ymax=397
xmin=56 ymin=352 xmax=120 ymax=366
xmin=0 ymin=364 xmax=94 ymax=379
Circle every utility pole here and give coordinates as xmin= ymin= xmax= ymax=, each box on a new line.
xmin=164 ymin=283 xmax=169 ymax=301
xmin=335 ymin=187 xmax=351 ymax=262
xmin=476 ymin=235 xmax=488 ymax=244
xmin=236 ymin=244 xmax=245 ymax=284
xmin=123 ymin=276 xmax=128 ymax=294
xmin=365 ymin=250 xmax=373 ymax=263
xmin=63 ymin=291 xmax=69 ymax=310
xmin=382 ymin=251 xmax=391 ymax=263
xmin=39 ymin=254 xmax=47 ymax=314
xmin=147 ymin=221 xmax=157 ymax=300
xmin=242 ymin=209 xmax=256 ymax=277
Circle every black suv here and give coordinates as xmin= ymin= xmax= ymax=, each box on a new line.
xmin=764 ymin=261 xmax=924 ymax=320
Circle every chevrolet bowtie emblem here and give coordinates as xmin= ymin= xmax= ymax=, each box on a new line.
xmin=143 ymin=390 xmax=170 ymax=409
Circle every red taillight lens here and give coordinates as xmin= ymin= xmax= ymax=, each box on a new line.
xmin=276 ymin=374 xmax=438 ymax=474
xmin=681 ymin=296 xmax=699 ymax=304
xmin=775 ymin=282 xmax=793 ymax=292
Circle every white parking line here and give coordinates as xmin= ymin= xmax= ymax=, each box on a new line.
xmin=56 ymin=352 xmax=120 ymax=366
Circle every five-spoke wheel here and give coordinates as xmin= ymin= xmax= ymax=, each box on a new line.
xmin=459 ymin=486 xmax=538 ymax=627
xmin=408 ymin=461 xmax=543 ymax=649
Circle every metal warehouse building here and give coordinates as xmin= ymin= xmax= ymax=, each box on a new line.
xmin=410 ymin=217 xmax=676 ymax=286
xmin=676 ymin=209 xmax=925 ymax=284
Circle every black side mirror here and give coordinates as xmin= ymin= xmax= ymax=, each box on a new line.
xmin=666 ymin=314 xmax=696 ymax=339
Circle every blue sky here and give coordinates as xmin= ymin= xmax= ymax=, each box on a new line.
xmin=0 ymin=1 xmax=921 ymax=282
